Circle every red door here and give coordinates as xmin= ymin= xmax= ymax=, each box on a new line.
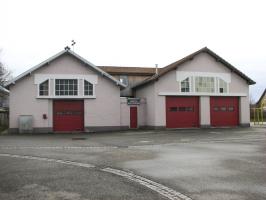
xmin=130 ymin=107 xmax=138 ymax=128
xmin=53 ymin=100 xmax=84 ymax=132
xmin=210 ymin=97 xmax=239 ymax=127
xmin=166 ymin=96 xmax=199 ymax=128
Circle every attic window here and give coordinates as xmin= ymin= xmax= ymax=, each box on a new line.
xmin=119 ymin=75 xmax=128 ymax=86
xmin=84 ymin=80 xmax=93 ymax=96
xmin=55 ymin=79 xmax=78 ymax=96
xmin=181 ymin=78 xmax=190 ymax=92
xmin=219 ymin=78 xmax=227 ymax=93
xmin=39 ymin=80 xmax=49 ymax=96
xmin=195 ymin=77 xmax=215 ymax=93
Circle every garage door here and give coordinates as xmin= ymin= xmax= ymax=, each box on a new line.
xmin=210 ymin=97 xmax=239 ymax=127
xmin=166 ymin=96 xmax=199 ymax=128
xmin=53 ymin=100 xmax=84 ymax=132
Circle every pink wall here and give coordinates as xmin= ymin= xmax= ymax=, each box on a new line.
xmin=9 ymin=54 xmax=122 ymax=130
xmin=120 ymin=97 xmax=147 ymax=127
xmin=135 ymin=52 xmax=250 ymax=127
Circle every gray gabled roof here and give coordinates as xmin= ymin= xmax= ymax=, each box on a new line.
xmin=5 ymin=47 xmax=126 ymax=88
xmin=132 ymin=47 xmax=256 ymax=89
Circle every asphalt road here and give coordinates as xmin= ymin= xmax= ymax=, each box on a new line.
xmin=0 ymin=127 xmax=266 ymax=200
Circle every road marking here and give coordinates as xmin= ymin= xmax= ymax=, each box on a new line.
xmin=0 ymin=153 xmax=95 ymax=168
xmin=102 ymin=168 xmax=192 ymax=200
xmin=0 ymin=146 xmax=117 ymax=150
xmin=0 ymin=153 xmax=193 ymax=200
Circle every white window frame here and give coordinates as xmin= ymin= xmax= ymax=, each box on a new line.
xmin=195 ymin=76 xmax=215 ymax=93
xmin=54 ymin=79 xmax=79 ymax=97
xmin=83 ymin=79 xmax=95 ymax=97
xmin=35 ymin=74 xmax=97 ymax=99
xmin=37 ymin=79 xmax=49 ymax=97
xmin=180 ymin=77 xmax=191 ymax=93
xmin=218 ymin=78 xmax=229 ymax=94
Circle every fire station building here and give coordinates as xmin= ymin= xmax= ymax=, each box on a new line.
xmin=6 ymin=47 xmax=255 ymax=133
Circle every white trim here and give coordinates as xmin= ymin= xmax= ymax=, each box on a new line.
xmin=34 ymin=74 xmax=98 ymax=84
xmin=158 ymin=92 xmax=247 ymax=97
xmin=176 ymin=71 xmax=231 ymax=83
xmin=36 ymin=96 xmax=96 ymax=99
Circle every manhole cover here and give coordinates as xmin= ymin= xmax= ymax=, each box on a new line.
xmin=72 ymin=138 xmax=87 ymax=140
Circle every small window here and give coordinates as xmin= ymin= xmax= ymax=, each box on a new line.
xmin=219 ymin=78 xmax=227 ymax=93
xmin=228 ymin=106 xmax=234 ymax=111
xmin=84 ymin=80 xmax=93 ymax=96
xmin=214 ymin=106 xmax=219 ymax=111
xmin=186 ymin=107 xmax=194 ymax=112
xmin=170 ymin=107 xmax=178 ymax=112
xmin=39 ymin=80 xmax=49 ymax=96
xmin=119 ymin=75 xmax=128 ymax=86
xmin=220 ymin=107 xmax=226 ymax=111
xmin=181 ymin=78 xmax=190 ymax=92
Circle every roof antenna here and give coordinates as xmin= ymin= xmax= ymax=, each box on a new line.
xmin=155 ymin=64 xmax=158 ymax=74
xmin=71 ymin=40 xmax=76 ymax=52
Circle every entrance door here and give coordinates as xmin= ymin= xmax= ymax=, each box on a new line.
xmin=210 ymin=97 xmax=239 ymax=127
xmin=166 ymin=96 xmax=199 ymax=128
xmin=130 ymin=107 xmax=138 ymax=128
xmin=53 ymin=100 xmax=84 ymax=132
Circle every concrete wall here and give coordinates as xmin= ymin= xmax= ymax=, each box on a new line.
xmin=135 ymin=52 xmax=251 ymax=127
xmin=9 ymin=54 xmax=122 ymax=132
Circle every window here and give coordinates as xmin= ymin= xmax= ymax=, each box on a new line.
xmin=169 ymin=107 xmax=178 ymax=112
xmin=220 ymin=106 xmax=226 ymax=111
xmin=39 ymin=80 xmax=49 ymax=96
xmin=119 ymin=75 xmax=128 ymax=86
xmin=228 ymin=106 xmax=234 ymax=111
xmin=181 ymin=78 xmax=190 ymax=92
xmin=219 ymin=78 xmax=227 ymax=93
xmin=55 ymin=79 xmax=78 ymax=96
xmin=84 ymin=80 xmax=93 ymax=96
xmin=195 ymin=77 xmax=215 ymax=93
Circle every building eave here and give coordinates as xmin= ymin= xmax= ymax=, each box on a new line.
xmin=5 ymin=48 xmax=126 ymax=88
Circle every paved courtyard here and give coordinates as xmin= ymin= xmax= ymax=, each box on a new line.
xmin=0 ymin=127 xmax=266 ymax=200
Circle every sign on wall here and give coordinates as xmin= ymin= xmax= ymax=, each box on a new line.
xmin=127 ymin=98 xmax=140 ymax=105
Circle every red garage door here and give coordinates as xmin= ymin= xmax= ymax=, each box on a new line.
xmin=210 ymin=97 xmax=239 ymax=127
xmin=53 ymin=100 xmax=84 ymax=132
xmin=166 ymin=96 xmax=199 ymax=128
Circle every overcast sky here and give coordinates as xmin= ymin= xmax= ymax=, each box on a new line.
xmin=1 ymin=0 xmax=265 ymax=101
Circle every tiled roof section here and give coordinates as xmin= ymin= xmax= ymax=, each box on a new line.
xmin=98 ymin=66 xmax=161 ymax=76
xmin=132 ymin=47 xmax=256 ymax=89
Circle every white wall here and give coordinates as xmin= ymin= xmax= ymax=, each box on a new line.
xmin=200 ymin=96 xmax=210 ymax=126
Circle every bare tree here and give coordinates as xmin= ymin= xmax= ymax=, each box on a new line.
xmin=0 ymin=52 xmax=12 ymax=86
